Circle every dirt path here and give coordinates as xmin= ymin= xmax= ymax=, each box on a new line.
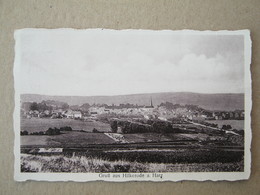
xmin=104 ymin=133 xmax=129 ymax=143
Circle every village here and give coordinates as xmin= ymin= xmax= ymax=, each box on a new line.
xmin=21 ymin=99 xmax=244 ymax=122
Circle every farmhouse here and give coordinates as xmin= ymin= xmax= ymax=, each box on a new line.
xmin=64 ymin=109 xmax=74 ymax=118
xmin=64 ymin=110 xmax=82 ymax=119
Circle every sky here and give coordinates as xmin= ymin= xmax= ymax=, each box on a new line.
xmin=17 ymin=29 xmax=245 ymax=96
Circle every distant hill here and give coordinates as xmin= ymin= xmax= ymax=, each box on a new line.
xmin=21 ymin=92 xmax=244 ymax=111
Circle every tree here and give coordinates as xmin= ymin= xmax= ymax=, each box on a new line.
xmin=110 ymin=120 xmax=118 ymax=133
xmin=62 ymin=103 xmax=69 ymax=110
xmin=30 ymin=102 xmax=38 ymax=111
xmin=46 ymin=128 xmax=60 ymax=135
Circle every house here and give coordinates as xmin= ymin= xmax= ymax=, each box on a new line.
xmin=44 ymin=110 xmax=51 ymax=116
xmin=30 ymin=110 xmax=39 ymax=117
xmin=234 ymin=112 xmax=240 ymax=119
xmin=73 ymin=111 xmax=82 ymax=119
xmin=229 ymin=112 xmax=234 ymax=119
xmin=241 ymin=111 xmax=245 ymax=119
xmin=64 ymin=110 xmax=73 ymax=118
xmin=213 ymin=112 xmax=223 ymax=120
xmin=64 ymin=109 xmax=82 ymax=119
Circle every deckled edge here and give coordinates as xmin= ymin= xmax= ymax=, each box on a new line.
xmin=13 ymin=29 xmax=252 ymax=182
xmin=13 ymin=30 xmax=22 ymax=182
xmin=243 ymin=29 xmax=252 ymax=180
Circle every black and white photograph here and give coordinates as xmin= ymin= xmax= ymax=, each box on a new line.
xmin=13 ymin=29 xmax=251 ymax=181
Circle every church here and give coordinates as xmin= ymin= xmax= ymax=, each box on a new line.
xmin=144 ymin=97 xmax=154 ymax=109
xmin=141 ymin=97 xmax=155 ymax=113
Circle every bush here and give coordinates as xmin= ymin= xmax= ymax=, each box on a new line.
xmin=222 ymin=125 xmax=232 ymax=130
xmin=92 ymin=128 xmax=100 ymax=133
xmin=46 ymin=128 xmax=60 ymax=135
xmin=30 ymin=132 xmax=39 ymax=135
xmin=60 ymin=126 xmax=72 ymax=131
xmin=20 ymin=131 xmax=28 ymax=136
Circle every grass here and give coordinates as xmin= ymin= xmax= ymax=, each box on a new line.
xmin=205 ymin=120 xmax=244 ymax=130
xmin=21 ymin=131 xmax=116 ymax=147
xmin=96 ymin=149 xmax=244 ymax=164
xmin=21 ymin=118 xmax=111 ymax=133
xmin=20 ymin=118 xmax=245 ymax=173
xmin=21 ymin=153 xmax=244 ymax=173
xmin=124 ymin=133 xmax=174 ymax=143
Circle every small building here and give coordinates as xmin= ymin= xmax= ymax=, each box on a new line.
xmin=64 ymin=109 xmax=74 ymax=118
xmin=73 ymin=111 xmax=82 ymax=119
xmin=64 ymin=110 xmax=82 ymax=119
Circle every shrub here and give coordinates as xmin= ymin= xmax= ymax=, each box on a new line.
xmin=30 ymin=132 xmax=39 ymax=135
xmin=20 ymin=131 xmax=28 ymax=136
xmin=92 ymin=128 xmax=99 ymax=133
xmin=222 ymin=125 xmax=232 ymax=130
xmin=46 ymin=128 xmax=60 ymax=135
xmin=60 ymin=126 xmax=72 ymax=131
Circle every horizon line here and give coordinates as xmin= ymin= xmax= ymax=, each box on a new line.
xmin=21 ymin=91 xmax=245 ymax=97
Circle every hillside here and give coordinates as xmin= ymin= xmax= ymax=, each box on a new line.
xmin=21 ymin=92 xmax=244 ymax=111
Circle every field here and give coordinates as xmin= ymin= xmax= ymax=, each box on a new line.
xmin=21 ymin=118 xmax=111 ymax=133
xmin=205 ymin=120 xmax=244 ymax=130
xmin=21 ymin=131 xmax=244 ymax=172
xmin=21 ymin=132 xmax=116 ymax=147
xmin=21 ymin=130 xmax=237 ymax=148
xmin=20 ymin=118 xmax=245 ymax=173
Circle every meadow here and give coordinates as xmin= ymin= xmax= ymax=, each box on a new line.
xmin=205 ymin=120 xmax=244 ymax=130
xmin=20 ymin=117 xmax=245 ymax=173
xmin=21 ymin=118 xmax=111 ymax=133
xmin=21 ymin=131 xmax=116 ymax=147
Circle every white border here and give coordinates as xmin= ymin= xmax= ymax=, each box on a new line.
xmin=13 ymin=29 xmax=252 ymax=182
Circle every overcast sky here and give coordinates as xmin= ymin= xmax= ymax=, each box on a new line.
xmin=16 ymin=29 xmax=245 ymax=96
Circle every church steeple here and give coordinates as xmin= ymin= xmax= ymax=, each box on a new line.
xmin=144 ymin=97 xmax=154 ymax=108
xmin=150 ymin=97 xmax=154 ymax=108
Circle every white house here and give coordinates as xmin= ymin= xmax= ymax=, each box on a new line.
xmin=73 ymin=111 xmax=82 ymax=119
xmin=64 ymin=109 xmax=82 ymax=119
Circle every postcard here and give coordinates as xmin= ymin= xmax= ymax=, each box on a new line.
xmin=13 ymin=29 xmax=252 ymax=181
